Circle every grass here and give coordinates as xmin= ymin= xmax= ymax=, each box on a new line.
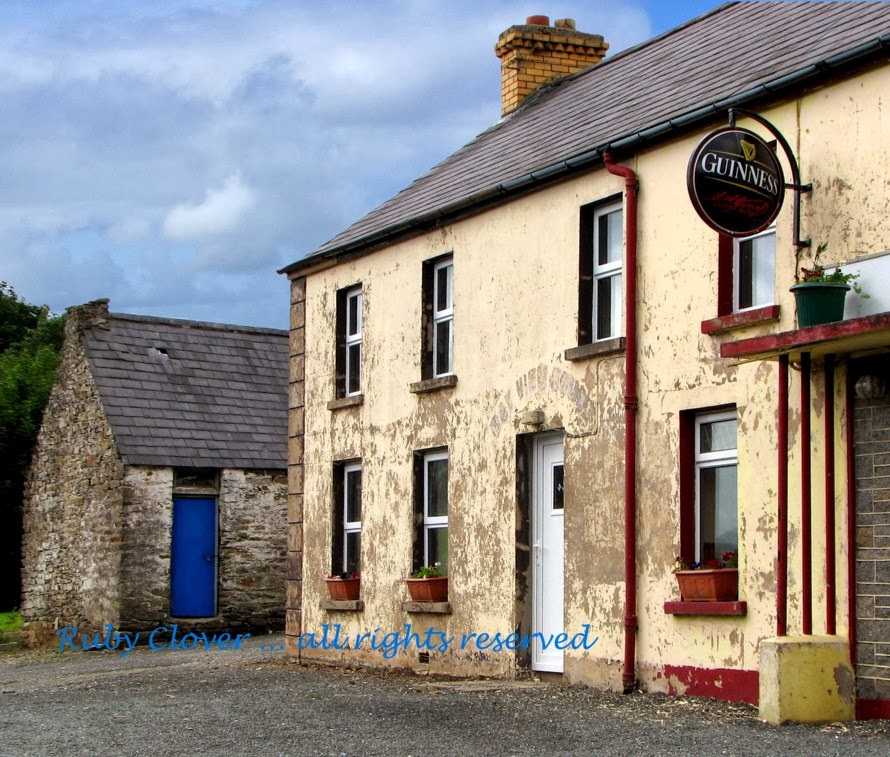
xmin=0 ymin=610 xmax=22 ymax=635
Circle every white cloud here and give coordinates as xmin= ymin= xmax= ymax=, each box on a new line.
xmin=162 ymin=174 xmax=256 ymax=241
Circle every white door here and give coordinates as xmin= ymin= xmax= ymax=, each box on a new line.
xmin=532 ymin=434 xmax=565 ymax=672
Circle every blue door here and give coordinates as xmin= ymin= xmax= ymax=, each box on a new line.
xmin=171 ymin=497 xmax=217 ymax=617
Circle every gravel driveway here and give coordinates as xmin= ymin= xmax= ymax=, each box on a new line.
xmin=1 ymin=633 xmax=888 ymax=756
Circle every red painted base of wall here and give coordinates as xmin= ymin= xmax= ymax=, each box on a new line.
xmin=857 ymin=699 xmax=890 ymax=720
xmin=657 ymin=665 xmax=759 ymax=706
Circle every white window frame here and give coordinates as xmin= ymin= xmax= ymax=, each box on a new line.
xmin=693 ymin=410 xmax=738 ymax=563
xmin=432 ymin=258 xmax=453 ymax=377
xmin=423 ymin=450 xmax=448 ymax=569
xmin=733 ymin=226 xmax=775 ymax=312
xmin=341 ymin=463 xmax=362 ymax=574
xmin=592 ymin=201 xmax=623 ymax=341
xmin=344 ymin=287 xmax=362 ymax=396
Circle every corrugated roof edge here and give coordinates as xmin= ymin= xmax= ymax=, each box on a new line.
xmin=279 ymin=9 xmax=890 ymax=278
xmin=107 ymin=312 xmax=288 ymax=337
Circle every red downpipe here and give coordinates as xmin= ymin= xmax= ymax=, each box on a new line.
xmin=845 ymin=363 xmax=856 ymax=661
xmin=604 ymin=152 xmax=639 ymax=693
xmin=801 ymin=352 xmax=813 ymax=635
xmin=777 ymin=354 xmax=789 ymax=636
xmin=824 ymin=354 xmax=836 ymax=635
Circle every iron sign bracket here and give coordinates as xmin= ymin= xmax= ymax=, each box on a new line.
xmin=729 ymin=108 xmax=812 ymax=248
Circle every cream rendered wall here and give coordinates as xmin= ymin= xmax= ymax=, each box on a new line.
xmin=297 ymin=63 xmax=888 ymax=689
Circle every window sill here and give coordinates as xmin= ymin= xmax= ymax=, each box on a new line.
xmin=327 ymin=394 xmax=364 ymax=411
xmin=320 ymin=599 xmax=364 ymax=612
xmin=564 ymin=337 xmax=626 ymax=362
xmin=401 ymin=601 xmax=452 ymax=614
xmin=664 ymin=600 xmax=747 ymax=616
xmin=701 ymin=306 xmax=780 ymax=335
xmin=409 ymin=375 xmax=458 ymax=394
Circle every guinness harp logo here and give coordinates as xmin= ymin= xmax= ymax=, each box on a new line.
xmin=687 ymin=127 xmax=785 ymax=237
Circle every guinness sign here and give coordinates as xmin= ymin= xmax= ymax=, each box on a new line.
xmin=687 ymin=127 xmax=785 ymax=237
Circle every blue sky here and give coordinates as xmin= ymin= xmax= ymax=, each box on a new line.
xmin=0 ymin=1 xmax=791 ymax=328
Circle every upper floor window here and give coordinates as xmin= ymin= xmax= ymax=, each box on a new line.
xmin=335 ymin=285 xmax=362 ymax=397
xmin=579 ymin=198 xmax=623 ymax=345
xmin=421 ymin=255 xmax=453 ymax=379
xmin=734 ymin=227 xmax=775 ymax=312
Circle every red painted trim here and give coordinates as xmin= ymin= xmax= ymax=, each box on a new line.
xmin=679 ymin=411 xmax=695 ymax=565
xmin=857 ymin=699 xmax=890 ymax=720
xmin=721 ymin=312 xmax=890 ymax=359
xmin=801 ymin=352 xmax=813 ymax=635
xmin=846 ymin=364 xmax=856 ymax=663
xmin=824 ymin=354 xmax=836 ymax=635
xmin=661 ymin=665 xmax=759 ymax=705
xmin=701 ymin=305 xmax=781 ymax=335
xmin=664 ymin=600 xmax=747 ymax=616
xmin=777 ymin=355 xmax=789 ymax=636
xmin=717 ymin=233 xmax=733 ymax=316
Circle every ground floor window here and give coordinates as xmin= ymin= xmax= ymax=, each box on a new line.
xmin=414 ymin=449 xmax=448 ymax=573
xmin=680 ymin=407 xmax=738 ymax=564
xmin=332 ymin=461 xmax=361 ymax=574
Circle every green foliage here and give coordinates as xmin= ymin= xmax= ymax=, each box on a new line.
xmin=795 ymin=243 xmax=868 ymax=297
xmin=410 ymin=563 xmax=445 ymax=578
xmin=0 ymin=283 xmax=63 ymax=610
xmin=0 ymin=610 xmax=22 ymax=633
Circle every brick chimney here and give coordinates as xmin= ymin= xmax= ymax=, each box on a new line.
xmin=495 ymin=16 xmax=608 ymax=116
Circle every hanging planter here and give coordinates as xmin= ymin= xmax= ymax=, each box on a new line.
xmin=325 ymin=575 xmax=361 ymax=601
xmin=674 ymin=569 xmax=738 ymax=602
xmin=790 ymin=281 xmax=849 ymax=328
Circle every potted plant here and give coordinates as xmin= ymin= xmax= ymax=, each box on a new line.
xmin=791 ymin=243 xmax=866 ymax=327
xmin=325 ymin=572 xmax=361 ymax=601
xmin=405 ymin=563 xmax=448 ymax=602
xmin=673 ymin=552 xmax=738 ymax=602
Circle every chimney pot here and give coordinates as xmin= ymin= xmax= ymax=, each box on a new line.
xmin=526 ymin=15 xmax=550 ymax=26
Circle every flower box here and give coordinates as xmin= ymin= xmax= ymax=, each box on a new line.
xmin=405 ymin=576 xmax=448 ymax=602
xmin=326 ymin=577 xmax=361 ymax=601
xmin=674 ymin=568 xmax=738 ymax=602
xmin=790 ymin=281 xmax=850 ymax=327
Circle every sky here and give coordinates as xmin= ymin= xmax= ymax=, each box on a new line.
xmin=0 ymin=0 xmax=757 ymax=328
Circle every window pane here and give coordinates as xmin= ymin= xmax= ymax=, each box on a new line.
xmin=596 ymin=276 xmax=613 ymax=339
xmin=426 ymin=526 xmax=448 ymax=573
xmin=345 ymin=531 xmax=360 ymax=574
xmin=347 ymin=292 xmax=361 ymax=336
xmin=700 ymin=419 xmax=737 ymax=453
xmin=553 ymin=464 xmax=564 ymax=510
xmin=738 ymin=232 xmax=775 ymax=309
xmin=597 ymin=209 xmax=622 ymax=265
xmin=345 ymin=468 xmax=361 ymax=522
xmin=347 ymin=344 xmax=361 ymax=394
xmin=435 ymin=320 xmax=451 ymax=375
xmin=436 ymin=264 xmax=451 ymax=313
xmin=699 ymin=465 xmax=738 ymax=561
xmin=427 ymin=458 xmax=448 ymax=517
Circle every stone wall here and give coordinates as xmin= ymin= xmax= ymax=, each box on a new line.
xmin=118 ymin=466 xmax=287 ymax=632
xmin=854 ymin=358 xmax=890 ymax=701
xmin=21 ymin=301 xmax=125 ymax=645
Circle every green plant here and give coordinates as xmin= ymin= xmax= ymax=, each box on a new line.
xmin=674 ymin=551 xmax=737 ymax=572
xmin=410 ymin=562 xmax=445 ymax=579
xmin=795 ymin=243 xmax=867 ymax=296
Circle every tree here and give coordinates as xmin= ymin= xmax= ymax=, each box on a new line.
xmin=0 ymin=283 xmax=64 ymax=610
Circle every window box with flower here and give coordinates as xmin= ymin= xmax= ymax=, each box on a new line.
xmin=404 ymin=563 xmax=448 ymax=602
xmin=325 ymin=572 xmax=361 ymax=601
xmin=673 ymin=552 xmax=738 ymax=602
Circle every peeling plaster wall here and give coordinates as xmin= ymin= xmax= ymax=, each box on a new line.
xmin=292 ymin=65 xmax=887 ymax=687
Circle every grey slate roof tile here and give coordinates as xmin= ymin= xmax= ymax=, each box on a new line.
xmin=284 ymin=1 xmax=890 ymax=270
xmin=80 ymin=311 xmax=288 ymax=469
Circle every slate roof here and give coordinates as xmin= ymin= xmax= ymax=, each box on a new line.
xmin=80 ymin=311 xmax=288 ymax=469
xmin=282 ymin=1 xmax=890 ymax=273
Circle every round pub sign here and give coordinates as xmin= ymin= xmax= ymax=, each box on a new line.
xmin=687 ymin=127 xmax=784 ymax=237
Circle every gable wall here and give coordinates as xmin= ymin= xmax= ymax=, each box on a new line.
xmin=21 ymin=328 xmax=125 ymax=645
